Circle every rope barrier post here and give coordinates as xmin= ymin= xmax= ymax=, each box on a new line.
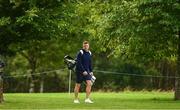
xmin=68 ymin=70 xmax=72 ymax=95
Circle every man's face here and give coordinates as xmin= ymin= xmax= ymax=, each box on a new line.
xmin=83 ymin=43 xmax=89 ymax=50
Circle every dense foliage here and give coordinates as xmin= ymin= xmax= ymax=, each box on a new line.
xmin=0 ymin=0 xmax=179 ymax=99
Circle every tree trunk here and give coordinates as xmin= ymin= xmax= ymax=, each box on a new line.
xmin=29 ymin=78 xmax=35 ymax=93
xmin=0 ymin=73 xmax=3 ymax=103
xmin=29 ymin=68 xmax=35 ymax=93
xmin=40 ymin=75 xmax=44 ymax=93
xmin=29 ymin=57 xmax=37 ymax=93
xmin=175 ymin=29 xmax=180 ymax=100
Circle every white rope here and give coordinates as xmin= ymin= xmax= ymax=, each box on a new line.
xmin=94 ymin=70 xmax=180 ymax=79
xmin=2 ymin=68 xmax=180 ymax=79
xmin=3 ymin=68 xmax=66 ymax=78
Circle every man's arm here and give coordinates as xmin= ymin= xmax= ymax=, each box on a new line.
xmin=89 ymin=54 xmax=93 ymax=76
xmin=77 ymin=52 xmax=86 ymax=74
xmin=89 ymin=58 xmax=93 ymax=73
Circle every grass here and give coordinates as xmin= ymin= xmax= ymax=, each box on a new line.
xmin=0 ymin=91 xmax=180 ymax=109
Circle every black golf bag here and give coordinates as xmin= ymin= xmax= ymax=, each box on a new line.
xmin=64 ymin=55 xmax=76 ymax=71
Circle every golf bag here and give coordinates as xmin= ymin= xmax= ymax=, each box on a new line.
xmin=64 ymin=55 xmax=76 ymax=71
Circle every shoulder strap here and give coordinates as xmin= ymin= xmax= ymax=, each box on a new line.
xmin=80 ymin=50 xmax=84 ymax=55
xmin=89 ymin=50 xmax=92 ymax=55
xmin=80 ymin=49 xmax=92 ymax=55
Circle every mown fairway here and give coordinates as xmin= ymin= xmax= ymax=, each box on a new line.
xmin=0 ymin=92 xmax=180 ymax=109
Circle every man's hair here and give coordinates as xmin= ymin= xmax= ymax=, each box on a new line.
xmin=83 ymin=41 xmax=89 ymax=44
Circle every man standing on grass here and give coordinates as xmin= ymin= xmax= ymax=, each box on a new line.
xmin=74 ymin=41 xmax=94 ymax=104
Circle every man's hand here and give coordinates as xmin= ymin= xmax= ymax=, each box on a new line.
xmin=89 ymin=72 xmax=93 ymax=76
xmin=82 ymin=71 xmax=88 ymax=76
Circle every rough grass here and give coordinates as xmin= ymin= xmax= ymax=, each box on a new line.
xmin=0 ymin=91 xmax=180 ymax=109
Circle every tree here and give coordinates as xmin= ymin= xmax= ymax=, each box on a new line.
xmin=137 ymin=0 xmax=180 ymax=100
xmin=0 ymin=65 xmax=4 ymax=102
xmin=96 ymin=0 xmax=180 ymax=99
xmin=86 ymin=0 xmax=180 ymax=98
xmin=0 ymin=0 xmax=63 ymax=98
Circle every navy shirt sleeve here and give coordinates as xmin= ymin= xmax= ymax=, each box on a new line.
xmin=89 ymin=56 xmax=93 ymax=72
xmin=76 ymin=52 xmax=85 ymax=73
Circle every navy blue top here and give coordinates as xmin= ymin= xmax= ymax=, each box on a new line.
xmin=75 ymin=49 xmax=93 ymax=74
